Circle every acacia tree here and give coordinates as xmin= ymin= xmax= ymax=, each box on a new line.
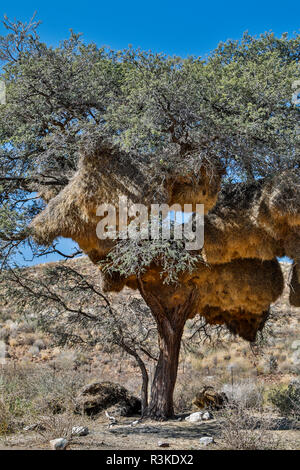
xmin=0 ymin=16 xmax=299 ymax=418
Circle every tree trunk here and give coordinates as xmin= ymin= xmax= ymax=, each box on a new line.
xmin=137 ymin=278 xmax=197 ymax=420
xmin=147 ymin=316 xmax=185 ymax=419
xmin=138 ymin=356 xmax=149 ymax=417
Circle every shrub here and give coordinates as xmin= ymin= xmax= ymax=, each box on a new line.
xmin=174 ymin=370 xmax=204 ymax=412
xmin=219 ymin=403 xmax=281 ymax=450
xmin=33 ymin=339 xmax=46 ymax=350
xmin=221 ymin=379 xmax=264 ymax=410
xmin=36 ymin=413 xmax=78 ymax=442
xmin=269 ymin=379 xmax=300 ymax=421
xmin=22 ymin=334 xmax=36 ymax=346
xmin=0 ymin=400 xmax=13 ymax=435
xmin=0 ymin=328 xmax=10 ymax=344
xmin=268 ymin=355 xmax=278 ymax=374
xmin=0 ymin=363 xmax=88 ymax=429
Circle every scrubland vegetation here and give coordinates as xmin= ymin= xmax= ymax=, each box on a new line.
xmin=0 ymin=260 xmax=299 ymax=450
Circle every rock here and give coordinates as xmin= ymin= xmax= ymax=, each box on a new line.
xmin=185 ymin=412 xmax=203 ymax=422
xmin=71 ymin=426 xmax=89 ymax=436
xmin=199 ymin=436 xmax=214 ymax=446
xmin=291 ymin=340 xmax=300 ymax=350
xmin=50 ymin=438 xmax=68 ymax=450
xmin=185 ymin=410 xmax=213 ymax=422
xmin=130 ymin=420 xmax=140 ymax=426
xmin=158 ymin=441 xmax=170 ymax=447
xmin=76 ymin=381 xmax=141 ymax=417
xmin=202 ymin=411 xmax=213 ymax=421
xmin=24 ymin=422 xmax=46 ymax=432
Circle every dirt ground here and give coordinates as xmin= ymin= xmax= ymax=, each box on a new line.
xmin=1 ymin=414 xmax=300 ymax=451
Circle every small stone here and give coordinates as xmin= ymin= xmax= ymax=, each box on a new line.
xmin=199 ymin=436 xmax=214 ymax=446
xmin=185 ymin=412 xmax=203 ymax=422
xmin=50 ymin=438 xmax=68 ymax=450
xmin=130 ymin=420 xmax=139 ymax=427
xmin=158 ymin=441 xmax=170 ymax=447
xmin=202 ymin=411 xmax=213 ymax=421
xmin=24 ymin=423 xmax=38 ymax=431
xmin=71 ymin=426 xmax=89 ymax=436
xmin=24 ymin=422 xmax=46 ymax=432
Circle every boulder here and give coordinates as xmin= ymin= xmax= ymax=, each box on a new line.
xmin=185 ymin=412 xmax=203 ymax=423
xmin=50 ymin=438 xmax=68 ymax=450
xmin=76 ymin=381 xmax=141 ymax=417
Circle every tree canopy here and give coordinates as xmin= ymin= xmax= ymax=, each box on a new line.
xmin=0 ymin=16 xmax=299 ymax=266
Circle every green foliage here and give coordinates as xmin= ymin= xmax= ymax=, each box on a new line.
xmin=269 ymin=380 xmax=300 ymax=418
xmin=102 ymin=236 xmax=203 ymax=284
xmin=0 ymin=16 xmax=299 ymax=267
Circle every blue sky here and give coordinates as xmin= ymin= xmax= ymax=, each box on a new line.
xmin=1 ymin=0 xmax=299 ymax=57
xmin=1 ymin=1 xmax=298 ymax=265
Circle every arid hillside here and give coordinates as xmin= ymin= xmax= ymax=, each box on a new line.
xmin=1 ymin=258 xmax=299 ymax=378
xmin=0 ymin=258 xmax=300 ymax=450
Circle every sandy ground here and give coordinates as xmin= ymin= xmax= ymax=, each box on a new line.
xmin=1 ymin=414 xmax=300 ymax=450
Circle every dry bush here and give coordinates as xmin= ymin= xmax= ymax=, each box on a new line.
xmin=0 ymin=363 xmax=88 ymax=429
xmin=218 ymin=403 xmax=281 ymax=450
xmin=0 ymin=328 xmax=10 ymax=343
xmin=0 ymin=400 xmax=14 ymax=436
xmin=217 ymin=378 xmax=282 ymax=450
xmin=174 ymin=365 xmax=220 ymax=412
xmin=22 ymin=334 xmax=37 ymax=346
xmin=277 ymin=360 xmax=293 ymax=374
xmin=0 ymin=371 xmax=36 ymax=428
xmin=268 ymin=379 xmax=300 ymax=424
xmin=36 ymin=413 xmax=79 ymax=442
xmin=174 ymin=368 xmax=214 ymax=412
xmin=17 ymin=321 xmax=36 ymax=334
xmin=221 ymin=379 xmax=264 ymax=410
xmin=174 ymin=382 xmax=200 ymax=413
